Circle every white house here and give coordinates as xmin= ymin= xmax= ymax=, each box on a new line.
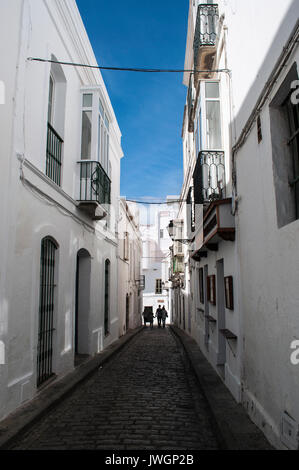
xmin=173 ymin=0 xmax=240 ymax=403
xmin=141 ymin=198 xmax=179 ymax=323
xmin=0 ymin=0 xmax=123 ymax=421
xmin=174 ymin=0 xmax=299 ymax=450
xmin=118 ymin=199 xmax=143 ymax=335
xmin=219 ymin=0 xmax=299 ymax=450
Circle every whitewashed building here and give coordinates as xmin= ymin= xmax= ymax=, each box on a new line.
xmin=173 ymin=0 xmax=240 ymax=403
xmin=175 ymin=0 xmax=299 ymax=449
xmin=221 ymin=0 xmax=299 ymax=450
xmin=0 ymin=0 xmax=123 ymax=421
xmin=141 ymin=198 xmax=179 ymax=323
xmin=118 ymin=199 xmax=143 ymax=335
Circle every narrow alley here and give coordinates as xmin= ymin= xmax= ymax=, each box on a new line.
xmin=1 ymin=0 xmax=298 ymax=453
xmin=8 ymin=327 xmax=220 ymax=450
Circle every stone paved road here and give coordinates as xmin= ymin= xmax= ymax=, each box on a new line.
xmin=11 ymin=327 xmax=220 ymax=450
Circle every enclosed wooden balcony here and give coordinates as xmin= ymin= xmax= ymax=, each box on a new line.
xmin=203 ymin=198 xmax=235 ymax=247
xmin=191 ymin=198 xmax=235 ymax=258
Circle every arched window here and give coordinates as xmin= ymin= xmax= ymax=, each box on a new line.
xmin=104 ymin=259 xmax=110 ymax=336
xmin=37 ymin=237 xmax=58 ymax=386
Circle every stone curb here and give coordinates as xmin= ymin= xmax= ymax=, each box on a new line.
xmin=170 ymin=325 xmax=274 ymax=450
xmin=0 ymin=326 xmax=143 ymax=450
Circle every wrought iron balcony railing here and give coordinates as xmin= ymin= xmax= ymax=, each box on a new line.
xmin=46 ymin=123 xmax=63 ymax=186
xmin=193 ymin=150 xmax=225 ymax=203
xmin=78 ymin=160 xmax=111 ymax=206
xmin=193 ymin=4 xmax=219 ymax=72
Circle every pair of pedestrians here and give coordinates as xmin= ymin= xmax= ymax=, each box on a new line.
xmin=155 ymin=305 xmax=168 ymax=328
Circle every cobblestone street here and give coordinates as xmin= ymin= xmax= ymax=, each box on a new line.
xmin=10 ymin=327 xmax=220 ymax=450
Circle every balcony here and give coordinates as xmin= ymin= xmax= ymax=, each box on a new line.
xmin=204 ymin=198 xmax=235 ymax=248
xmin=191 ymin=198 xmax=235 ymax=258
xmin=193 ymin=4 xmax=219 ymax=81
xmin=135 ymin=275 xmax=145 ymax=291
xmin=193 ymin=150 xmax=225 ymax=204
xmin=46 ymin=123 xmax=63 ymax=186
xmin=77 ymin=161 xmax=111 ymax=220
xmin=173 ymin=256 xmax=184 ymax=274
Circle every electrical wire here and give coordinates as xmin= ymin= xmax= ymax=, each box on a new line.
xmin=125 ymin=198 xmax=185 ymax=205
xmin=27 ymin=57 xmax=230 ymax=74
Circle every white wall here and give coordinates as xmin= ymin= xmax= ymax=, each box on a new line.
xmin=141 ymin=202 xmax=178 ymax=322
xmin=118 ymin=200 xmax=142 ymax=335
xmin=0 ymin=0 xmax=123 ymax=421
xmin=235 ymin=46 xmax=299 ymax=447
xmin=220 ymin=0 xmax=299 ymax=448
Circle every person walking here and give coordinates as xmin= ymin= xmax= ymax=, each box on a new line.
xmin=155 ymin=305 xmax=163 ymax=327
xmin=161 ymin=306 xmax=168 ymax=328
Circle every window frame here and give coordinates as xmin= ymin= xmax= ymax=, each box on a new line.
xmin=207 ymin=274 xmax=216 ymax=305
xmin=48 ymin=74 xmax=55 ymax=125
xmin=224 ymin=276 xmax=234 ymax=310
xmin=155 ymin=279 xmax=162 ymax=295
xmin=199 ymin=268 xmax=204 ymax=304
xmin=79 ymin=89 xmax=110 ymax=176
xmin=124 ymin=232 xmax=129 ymax=261
xmin=104 ymin=259 xmax=110 ymax=336
xmin=269 ymin=63 xmax=299 ymax=228
xmin=285 ymin=97 xmax=299 ymax=218
xmin=194 ymin=80 xmax=223 ymax=152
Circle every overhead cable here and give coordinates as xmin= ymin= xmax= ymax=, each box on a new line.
xmin=27 ymin=57 xmax=230 ymax=74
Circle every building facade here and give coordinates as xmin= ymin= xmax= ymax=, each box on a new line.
xmin=172 ymin=0 xmax=299 ymax=449
xmin=0 ymin=0 xmax=123 ymax=421
xmin=118 ymin=199 xmax=143 ymax=335
xmin=141 ymin=198 xmax=179 ymax=322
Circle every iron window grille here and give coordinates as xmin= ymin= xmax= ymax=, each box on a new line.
xmin=193 ymin=4 xmax=219 ymax=68
xmin=155 ymin=279 xmax=162 ymax=295
xmin=46 ymin=122 xmax=63 ymax=186
xmin=193 ymin=150 xmax=225 ymax=203
xmin=104 ymin=259 xmax=110 ymax=336
xmin=37 ymin=237 xmax=57 ymax=387
xmin=286 ymin=98 xmax=299 ymax=218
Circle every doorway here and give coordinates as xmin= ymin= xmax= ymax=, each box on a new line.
xmin=126 ymin=294 xmax=130 ymax=331
xmin=37 ymin=237 xmax=58 ymax=387
xmin=75 ymin=249 xmax=91 ymax=364
xmin=216 ymin=259 xmax=226 ymax=378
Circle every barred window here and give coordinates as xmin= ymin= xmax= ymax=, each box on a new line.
xmin=155 ymin=279 xmax=162 ymax=295
xmin=270 ymin=63 xmax=299 ymax=228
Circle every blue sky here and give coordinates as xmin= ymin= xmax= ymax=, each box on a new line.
xmin=76 ymin=0 xmax=188 ymax=200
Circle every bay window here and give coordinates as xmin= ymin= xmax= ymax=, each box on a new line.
xmin=193 ymin=80 xmax=225 ymax=203
xmin=78 ymin=89 xmax=111 ymax=208
xmin=194 ymin=81 xmax=222 ymax=152
xmin=80 ymin=90 xmax=110 ymax=174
